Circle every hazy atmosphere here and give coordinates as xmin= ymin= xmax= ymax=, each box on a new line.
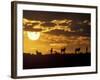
xmin=23 ymin=10 xmax=91 ymax=55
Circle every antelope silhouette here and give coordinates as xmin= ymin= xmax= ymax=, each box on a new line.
xmin=36 ymin=50 xmax=42 ymax=55
xmin=61 ymin=47 xmax=66 ymax=54
xmin=86 ymin=47 xmax=88 ymax=53
xmin=50 ymin=48 xmax=53 ymax=54
xmin=75 ymin=48 xmax=80 ymax=54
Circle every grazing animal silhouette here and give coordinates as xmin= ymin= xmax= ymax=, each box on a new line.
xmin=61 ymin=47 xmax=66 ymax=54
xmin=36 ymin=50 xmax=42 ymax=55
xmin=54 ymin=51 xmax=58 ymax=54
xmin=75 ymin=48 xmax=80 ymax=54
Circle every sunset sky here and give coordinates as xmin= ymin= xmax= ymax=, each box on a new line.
xmin=23 ymin=10 xmax=91 ymax=54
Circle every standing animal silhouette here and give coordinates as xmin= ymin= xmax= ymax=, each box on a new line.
xmin=61 ymin=47 xmax=66 ymax=54
xmin=75 ymin=48 xmax=80 ymax=54
xmin=36 ymin=50 xmax=42 ymax=55
xmin=86 ymin=47 xmax=88 ymax=53
xmin=50 ymin=48 xmax=53 ymax=54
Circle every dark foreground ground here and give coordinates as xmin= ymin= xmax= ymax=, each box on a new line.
xmin=23 ymin=53 xmax=91 ymax=69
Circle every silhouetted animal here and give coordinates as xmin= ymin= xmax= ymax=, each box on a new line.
xmin=86 ymin=47 xmax=88 ymax=53
xmin=61 ymin=47 xmax=66 ymax=54
xmin=36 ymin=50 xmax=42 ymax=55
xmin=75 ymin=48 xmax=80 ymax=54
xmin=50 ymin=48 xmax=53 ymax=54
xmin=54 ymin=51 xmax=58 ymax=54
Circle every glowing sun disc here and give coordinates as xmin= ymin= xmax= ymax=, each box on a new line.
xmin=27 ymin=32 xmax=40 ymax=40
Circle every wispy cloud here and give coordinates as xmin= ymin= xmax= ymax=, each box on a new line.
xmin=40 ymin=33 xmax=90 ymax=48
xmin=23 ymin=18 xmax=73 ymax=32
xmin=23 ymin=18 xmax=90 ymax=37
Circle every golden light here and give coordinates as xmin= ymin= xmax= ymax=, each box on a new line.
xmin=27 ymin=32 xmax=40 ymax=40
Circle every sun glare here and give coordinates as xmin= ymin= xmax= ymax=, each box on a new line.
xmin=27 ymin=32 xmax=40 ymax=40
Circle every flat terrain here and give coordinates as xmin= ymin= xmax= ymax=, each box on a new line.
xmin=23 ymin=53 xmax=91 ymax=69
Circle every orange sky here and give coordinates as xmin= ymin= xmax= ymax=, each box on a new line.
xmin=23 ymin=18 xmax=90 ymax=55
xmin=23 ymin=10 xmax=91 ymax=55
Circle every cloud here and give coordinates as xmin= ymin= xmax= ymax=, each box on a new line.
xmin=23 ymin=18 xmax=40 ymax=25
xmin=69 ymin=20 xmax=91 ymax=34
xmin=51 ymin=19 xmax=72 ymax=24
xmin=41 ymin=22 xmax=56 ymax=27
xmin=23 ymin=18 xmax=90 ymax=37
xmin=40 ymin=33 xmax=90 ymax=48
xmin=23 ymin=18 xmax=73 ymax=32
xmin=45 ymin=29 xmax=90 ymax=37
xmin=23 ymin=18 xmax=44 ymax=32
xmin=59 ymin=23 xmax=69 ymax=26
xmin=24 ymin=27 xmax=43 ymax=32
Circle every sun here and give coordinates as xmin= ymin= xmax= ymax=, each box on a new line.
xmin=27 ymin=32 xmax=40 ymax=40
